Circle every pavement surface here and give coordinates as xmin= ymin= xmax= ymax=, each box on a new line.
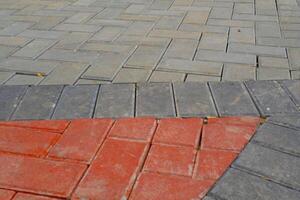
xmin=0 ymin=0 xmax=299 ymax=84
xmin=0 ymin=116 xmax=262 ymax=199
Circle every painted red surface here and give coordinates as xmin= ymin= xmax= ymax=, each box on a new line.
xmin=0 ymin=116 xmax=260 ymax=199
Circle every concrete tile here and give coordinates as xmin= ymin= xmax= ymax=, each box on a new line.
xmin=223 ymin=64 xmax=256 ymax=81
xmin=149 ymin=71 xmax=185 ymax=82
xmin=5 ymin=74 xmax=43 ymax=85
xmin=113 ymin=68 xmax=151 ymax=83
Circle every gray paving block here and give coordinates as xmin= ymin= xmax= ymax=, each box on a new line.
xmin=209 ymin=168 xmax=300 ymax=200
xmin=0 ymin=71 xmax=14 ymax=84
xmin=210 ymin=82 xmax=259 ymax=116
xmin=0 ymin=85 xmax=27 ymax=120
xmin=281 ymin=80 xmax=300 ymax=108
xmin=95 ymin=84 xmax=135 ymax=118
xmin=0 ymin=22 xmax=33 ymax=36
xmin=173 ymin=82 xmax=217 ymax=117
xmin=253 ymin=122 xmax=300 ymax=156
xmin=11 ymin=85 xmax=63 ymax=120
xmin=268 ymin=114 xmax=300 ymax=130
xmin=52 ymin=85 xmax=98 ymax=119
xmin=136 ymin=83 xmax=175 ymax=117
xmin=5 ymin=74 xmax=43 ymax=85
xmin=245 ymin=80 xmax=299 ymax=115
xmin=233 ymin=143 xmax=300 ymax=189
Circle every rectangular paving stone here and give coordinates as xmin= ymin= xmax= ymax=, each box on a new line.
xmin=222 ymin=64 xmax=256 ymax=81
xmin=113 ymin=68 xmax=151 ymax=83
xmin=91 ymin=26 xmax=125 ymax=41
xmin=233 ymin=143 xmax=300 ymax=189
xmin=149 ymin=71 xmax=185 ymax=82
xmin=268 ymin=114 xmax=300 ymax=130
xmin=173 ymin=82 xmax=217 ymax=117
xmin=154 ymin=16 xmax=183 ymax=30
xmin=186 ymin=74 xmax=220 ymax=82
xmin=228 ymin=43 xmax=287 ymax=57
xmin=136 ymin=83 xmax=175 ymax=117
xmin=207 ymin=19 xmax=254 ymax=28
xmin=183 ymin=11 xmax=210 ymax=24
xmin=210 ymin=82 xmax=259 ymax=116
xmin=0 ymin=85 xmax=27 ymax=120
xmin=123 ymin=21 xmax=154 ymax=36
xmin=253 ymin=122 xmax=300 ymax=156
xmin=0 ymin=22 xmax=33 ymax=36
xmin=164 ymin=39 xmax=198 ymax=60
xmin=0 ymin=153 xmax=86 ymax=198
xmin=54 ymin=32 xmax=92 ymax=50
xmin=232 ymin=14 xmax=277 ymax=22
xmin=288 ymin=48 xmax=300 ymax=70
xmin=19 ymin=30 xmax=66 ymax=39
xmin=39 ymin=49 xmax=99 ymax=62
xmin=281 ymin=80 xmax=300 ymax=108
xmin=95 ymin=84 xmax=135 ymax=118
xmin=0 ymin=36 xmax=31 ymax=47
xmin=198 ymin=33 xmax=228 ymax=51
xmin=65 ymin=12 xmax=94 ymax=23
xmin=209 ymin=168 xmax=300 ymax=200
xmin=195 ymin=50 xmax=256 ymax=65
xmin=54 ymin=23 xmax=100 ymax=32
xmin=11 ymin=85 xmax=64 ymax=120
xmin=0 ymin=45 xmax=18 ymax=59
xmin=257 ymin=68 xmax=290 ymax=80
xmin=229 ymin=27 xmax=255 ymax=44
xmin=209 ymin=7 xmax=232 ymax=19
xmin=13 ymin=39 xmax=56 ymax=59
xmin=158 ymin=59 xmax=223 ymax=76
xmin=4 ymin=74 xmax=43 ymax=85
xmin=52 ymin=85 xmax=98 ymax=119
xmin=259 ymin=56 xmax=289 ymax=69
xmin=40 ymin=62 xmax=88 ymax=85
xmin=126 ymin=45 xmax=166 ymax=69
xmin=0 ymin=71 xmax=14 ymax=84
xmin=149 ymin=29 xmax=201 ymax=40
xmin=256 ymin=22 xmax=281 ymax=38
xmin=245 ymin=80 xmax=298 ymax=115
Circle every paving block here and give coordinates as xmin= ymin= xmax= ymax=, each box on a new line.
xmin=195 ymin=49 xmax=256 ymax=65
xmin=288 ymin=48 xmax=300 ymax=70
xmin=209 ymin=168 xmax=300 ymax=200
xmin=149 ymin=29 xmax=201 ymax=39
xmin=94 ymin=84 xmax=135 ymax=118
xmin=123 ymin=21 xmax=154 ymax=36
xmin=91 ymin=26 xmax=125 ymax=41
xmin=253 ymin=122 xmax=300 ymax=156
xmin=80 ymin=42 xmax=133 ymax=53
xmin=109 ymin=118 xmax=156 ymax=141
xmin=222 ymin=64 xmax=256 ymax=81
xmin=54 ymin=32 xmax=92 ymax=50
xmin=0 ymin=85 xmax=27 ymax=120
xmin=198 ymin=32 xmax=228 ymax=51
xmin=185 ymin=74 xmax=220 ymax=82
xmin=173 ymin=82 xmax=217 ymax=116
xmin=0 ymin=153 xmax=86 ymax=198
xmin=0 ymin=125 xmax=59 ymax=156
xmin=194 ymin=149 xmax=237 ymax=180
xmin=130 ymin=172 xmax=214 ymax=200
xmin=13 ymin=193 xmax=60 ymax=200
xmin=0 ymin=71 xmax=14 ymax=84
xmin=53 ymin=23 xmax=100 ymax=32
xmin=0 ymin=36 xmax=31 ymax=47
xmin=257 ymin=68 xmax=290 ymax=80
xmin=256 ymin=22 xmax=281 ymax=38
xmin=13 ymin=39 xmax=56 ymax=59
xmin=158 ymin=59 xmax=223 ymax=76
xmin=65 ymin=12 xmax=94 ymax=23
xmin=19 ymin=30 xmax=66 ymax=40
xmin=73 ymin=138 xmax=148 ymax=199
xmin=5 ymin=74 xmax=43 ymax=85
xmin=149 ymin=71 xmax=185 ymax=82
xmin=281 ymin=80 xmax=300 ymax=107
xmin=136 ymin=83 xmax=175 ymax=117
xmin=153 ymin=118 xmax=203 ymax=147
xmin=48 ymin=118 xmax=113 ymax=163
xmin=12 ymin=85 xmax=63 ymax=120
xmin=207 ymin=19 xmax=254 ymax=28
xmin=228 ymin=43 xmax=287 ymax=57
xmin=245 ymin=80 xmax=298 ymax=115
xmin=52 ymin=85 xmax=98 ymax=119
xmin=0 ymin=45 xmax=18 ymax=58
xmin=0 ymin=22 xmax=33 ymax=36
xmin=154 ymin=16 xmax=183 ymax=30
xmin=0 ymin=189 xmax=15 ymax=200
xmin=40 ymin=62 xmax=88 ymax=85
xmin=164 ymin=39 xmax=198 ymax=60
xmin=113 ymin=68 xmax=151 ymax=83
xmin=233 ymin=143 xmax=300 ymax=189
xmin=229 ymin=27 xmax=255 ymax=44
xmin=210 ymin=81 xmax=259 ymax=116
xmin=268 ymin=114 xmax=300 ymax=129
xmin=210 ymin=7 xmax=233 ymax=19
xmin=183 ymin=11 xmax=210 ymax=24
xmin=144 ymin=144 xmax=196 ymax=176
xmin=259 ymin=56 xmax=289 ymax=69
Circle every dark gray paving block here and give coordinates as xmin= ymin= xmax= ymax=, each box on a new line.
xmin=245 ymin=80 xmax=299 ymax=115
xmin=0 ymin=85 xmax=27 ymax=120
xmin=173 ymin=82 xmax=217 ymax=117
xmin=52 ymin=85 xmax=99 ymax=119
xmin=281 ymin=80 xmax=300 ymax=108
xmin=11 ymin=85 xmax=64 ymax=120
xmin=95 ymin=84 xmax=135 ymax=118
xmin=233 ymin=143 xmax=300 ymax=189
xmin=268 ymin=114 xmax=300 ymax=130
xmin=209 ymin=168 xmax=300 ymax=200
xmin=136 ymin=83 xmax=175 ymax=117
xmin=253 ymin=122 xmax=300 ymax=156
xmin=209 ymin=81 xmax=259 ymax=116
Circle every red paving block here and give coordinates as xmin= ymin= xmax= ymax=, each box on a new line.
xmin=194 ymin=149 xmax=237 ymax=181
xmin=144 ymin=144 xmax=196 ymax=176
xmin=48 ymin=118 xmax=113 ymax=163
xmin=0 ymin=153 xmax=86 ymax=198
xmin=13 ymin=193 xmax=60 ymax=200
xmin=130 ymin=172 xmax=214 ymax=200
xmin=201 ymin=123 xmax=256 ymax=152
xmin=0 ymin=120 xmax=69 ymax=133
xmin=0 ymin=189 xmax=15 ymax=200
xmin=153 ymin=118 xmax=203 ymax=147
xmin=0 ymin=126 xmax=59 ymax=157
xmin=73 ymin=138 xmax=148 ymax=200
xmin=109 ymin=117 xmax=156 ymax=141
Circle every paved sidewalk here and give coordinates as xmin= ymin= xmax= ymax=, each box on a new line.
xmin=0 ymin=80 xmax=299 ymax=120
xmin=0 ymin=116 xmax=262 ymax=199
xmin=0 ymin=0 xmax=299 ymax=84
